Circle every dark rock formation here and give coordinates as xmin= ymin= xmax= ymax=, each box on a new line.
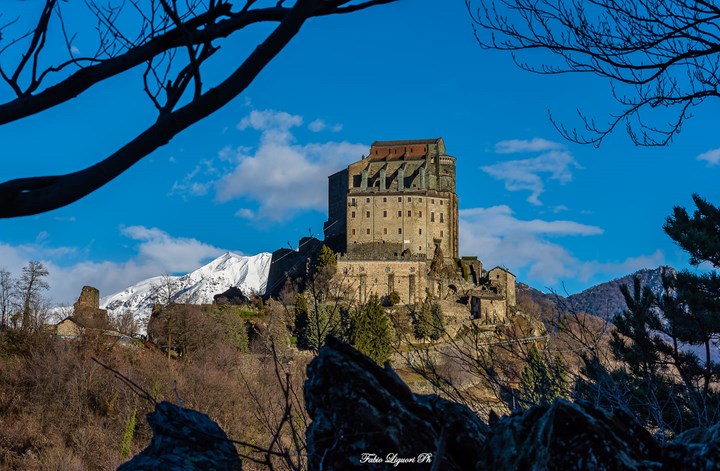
xmin=118 ymin=401 xmax=241 ymax=471
xmin=663 ymin=421 xmax=720 ymax=470
xmin=304 ymin=336 xmax=488 ymax=470
xmin=73 ymin=285 xmax=110 ymax=328
xmin=480 ymin=399 xmax=663 ymax=470
xmin=213 ymin=286 xmax=250 ymax=305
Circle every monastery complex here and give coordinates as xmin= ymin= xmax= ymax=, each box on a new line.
xmin=324 ymin=138 xmax=516 ymax=326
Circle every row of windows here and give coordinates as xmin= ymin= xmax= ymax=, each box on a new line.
xmin=350 ymin=228 xmax=444 ymax=237
xmin=350 ymin=210 xmax=444 ymax=221
xmin=351 ymin=197 xmax=445 ymax=205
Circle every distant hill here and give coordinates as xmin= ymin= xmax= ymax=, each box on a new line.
xmin=519 ymin=266 xmax=675 ymax=321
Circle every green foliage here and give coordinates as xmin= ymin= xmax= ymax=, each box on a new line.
xmin=664 ymin=194 xmax=720 ymax=267
xmin=212 ymin=309 xmax=249 ymax=352
xmin=519 ymin=346 xmax=568 ymax=409
xmin=388 ymin=291 xmax=401 ymax=306
xmin=119 ymin=407 xmax=136 ymax=459
xmin=412 ymin=300 xmax=444 ymax=341
xmin=351 ymin=295 xmax=394 ymax=365
xmin=316 ymin=244 xmax=337 ymax=270
xmin=294 ymin=293 xmax=339 ymax=352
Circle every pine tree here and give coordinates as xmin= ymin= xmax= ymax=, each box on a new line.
xmin=519 ymin=345 xmax=568 ymax=409
xmin=316 ymin=244 xmax=337 ymax=270
xmin=293 ymin=294 xmax=310 ymax=350
xmin=413 ymin=300 xmax=444 ymax=341
xmin=351 ymin=295 xmax=394 ymax=365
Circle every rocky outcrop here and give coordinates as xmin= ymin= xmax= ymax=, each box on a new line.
xmin=118 ymin=402 xmax=241 ymax=471
xmin=480 ymin=400 xmax=663 ymax=469
xmin=213 ymin=287 xmax=250 ymax=305
xmin=304 ymin=336 xmax=488 ymax=470
xmin=305 ymin=338 xmax=720 ymax=470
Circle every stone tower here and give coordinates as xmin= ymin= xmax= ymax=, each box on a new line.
xmin=324 ymin=138 xmax=458 ymax=259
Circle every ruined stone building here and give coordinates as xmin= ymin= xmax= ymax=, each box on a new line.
xmin=324 ymin=138 xmax=516 ymax=324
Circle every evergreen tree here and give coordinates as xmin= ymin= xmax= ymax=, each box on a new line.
xmin=412 ymin=300 xmax=444 ymax=341
xmin=519 ymin=345 xmax=568 ymax=409
xmin=293 ymin=294 xmax=310 ymax=350
xmin=316 ymin=244 xmax=337 ymax=270
xmin=351 ymin=295 xmax=394 ymax=365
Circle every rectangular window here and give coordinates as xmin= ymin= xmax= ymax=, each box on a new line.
xmin=398 ymin=228 xmax=402 ymax=234
xmin=431 ymin=199 xmax=435 ymax=204
xmin=407 ymin=197 xmax=412 ymax=202
xmin=398 ymin=211 xmax=402 ymax=217
xmin=352 ymin=229 xmax=356 ymax=235
xmin=440 ymin=200 xmax=443 ymax=205
xmin=351 ymin=197 xmax=356 ymax=204
xmin=419 ymin=211 xmax=422 ymax=218
xmin=366 ymin=211 xmax=370 ymax=218
xmin=418 ymin=228 xmax=422 ymax=235
xmin=383 ymin=197 xmax=387 ymax=202
xmin=440 ymin=230 xmax=444 ymax=237
xmin=351 ymin=211 xmax=355 ymax=218
xmin=440 ymin=213 xmax=444 ymax=223
xmin=419 ymin=198 xmax=422 ymax=202
xmin=366 ymin=228 xmax=370 ymax=235
xmin=407 ymin=210 xmax=412 ymax=217
xmin=383 ymin=210 xmax=387 ymax=217
xmin=431 ymin=212 xmax=435 ymax=222
xmin=418 ymin=246 xmax=422 ymax=251
xmin=366 ymin=197 xmax=370 ymax=203
xmin=384 ymin=228 xmax=387 ymax=235
xmin=398 ymin=197 xmax=402 ymax=202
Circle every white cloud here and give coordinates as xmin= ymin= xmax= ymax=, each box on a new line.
xmin=697 ymin=148 xmax=720 ymax=166
xmin=215 ymin=109 xmax=366 ymax=220
xmin=0 ymin=226 xmax=228 ymax=306
xmin=494 ymin=138 xmax=564 ymax=154
xmin=459 ymin=205 xmax=664 ymax=288
xmin=308 ymin=119 xmax=327 ymax=132
xmin=482 ymin=146 xmax=580 ymax=205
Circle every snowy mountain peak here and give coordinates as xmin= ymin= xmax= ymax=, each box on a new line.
xmin=100 ymin=252 xmax=272 ymax=334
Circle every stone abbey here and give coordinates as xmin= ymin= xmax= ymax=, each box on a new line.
xmin=324 ymin=138 xmax=516 ymax=327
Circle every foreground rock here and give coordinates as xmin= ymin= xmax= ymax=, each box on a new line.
xmin=480 ymin=400 xmax=663 ymax=469
xmin=304 ymin=336 xmax=488 ymax=470
xmin=118 ymin=402 xmax=241 ymax=471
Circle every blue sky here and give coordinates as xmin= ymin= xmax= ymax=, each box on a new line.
xmin=1 ymin=0 xmax=718 ymax=305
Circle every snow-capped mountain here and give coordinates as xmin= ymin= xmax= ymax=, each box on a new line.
xmin=100 ymin=252 xmax=272 ymax=333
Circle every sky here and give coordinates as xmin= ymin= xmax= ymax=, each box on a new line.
xmin=0 ymin=0 xmax=718 ymax=306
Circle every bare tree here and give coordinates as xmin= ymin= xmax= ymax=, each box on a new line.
xmin=0 ymin=269 xmax=15 ymax=328
xmin=468 ymin=0 xmax=720 ymax=146
xmin=0 ymin=0 xmax=396 ymax=218
xmin=16 ymin=261 xmax=50 ymax=331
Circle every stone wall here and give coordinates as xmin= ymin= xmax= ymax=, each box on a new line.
xmin=336 ymin=259 xmax=428 ymax=305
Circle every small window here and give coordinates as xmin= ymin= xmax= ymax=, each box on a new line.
xmin=431 ymin=212 xmax=435 ymax=222
xmin=440 ymin=230 xmax=444 ymax=237
xmin=398 ymin=197 xmax=402 ymax=202
xmin=418 ymin=246 xmax=422 ymax=251
xmin=418 ymin=228 xmax=422 ymax=235
xmin=398 ymin=228 xmax=402 ymax=234
xmin=407 ymin=210 xmax=411 ymax=217
xmin=440 ymin=213 xmax=444 ymax=223
xmin=408 ymin=197 xmax=412 ymax=202
xmin=366 ymin=211 xmax=370 ymax=218
xmin=366 ymin=228 xmax=370 ymax=235
xmin=431 ymin=199 xmax=435 ymax=204
xmin=419 ymin=198 xmax=422 ymax=203
xmin=351 ymin=211 xmax=355 ymax=218
xmin=383 ymin=197 xmax=387 ymax=202
xmin=398 ymin=211 xmax=402 ymax=217
xmin=351 ymin=197 xmax=356 ymax=204
xmin=419 ymin=211 xmax=423 ymax=218
xmin=366 ymin=197 xmax=370 ymax=203
xmin=440 ymin=200 xmax=443 ymax=206
xmin=383 ymin=210 xmax=387 ymax=217
xmin=384 ymin=228 xmax=387 ymax=235
xmin=352 ymin=229 xmax=356 ymax=235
